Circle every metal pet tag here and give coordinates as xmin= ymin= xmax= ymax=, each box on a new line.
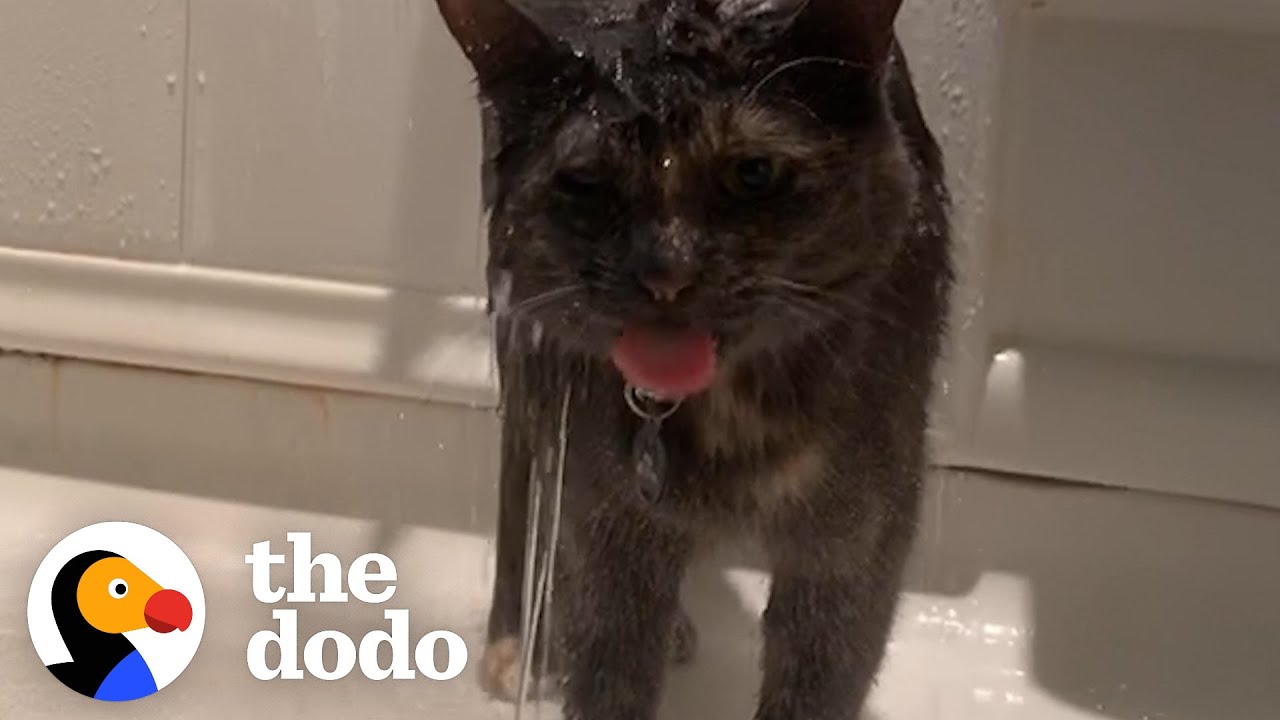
xmin=625 ymin=386 xmax=681 ymax=504
xmin=632 ymin=419 xmax=667 ymax=503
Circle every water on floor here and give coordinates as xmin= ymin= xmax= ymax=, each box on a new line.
xmin=3 ymin=464 xmax=1276 ymax=719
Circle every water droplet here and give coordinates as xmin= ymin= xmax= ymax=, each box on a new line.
xmin=139 ymin=24 xmax=148 ymax=38
xmin=491 ymin=270 xmax=513 ymax=315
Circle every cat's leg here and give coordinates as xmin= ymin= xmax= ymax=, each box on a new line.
xmin=561 ymin=509 xmax=692 ymax=720
xmin=480 ymin=380 xmax=692 ymax=699
xmin=755 ymin=508 xmax=915 ymax=720
xmin=670 ymin=605 xmax=698 ymax=665
xmin=481 ymin=411 xmax=540 ymax=701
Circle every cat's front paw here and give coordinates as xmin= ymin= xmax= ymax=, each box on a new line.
xmin=670 ymin=607 xmax=698 ymax=665
xmin=480 ymin=636 xmax=559 ymax=703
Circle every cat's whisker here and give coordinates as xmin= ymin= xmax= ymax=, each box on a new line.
xmin=773 ymin=290 xmax=847 ymax=325
xmin=759 ymin=283 xmax=854 ymax=332
xmin=760 ymin=298 xmax=848 ymax=366
xmin=780 ymin=98 xmax=841 ymax=141
xmin=503 ymin=285 xmax=583 ymax=320
xmin=746 ymin=55 xmax=872 ymax=102
xmin=763 ymin=295 xmax=915 ymax=392
xmin=760 ymin=275 xmax=909 ymax=332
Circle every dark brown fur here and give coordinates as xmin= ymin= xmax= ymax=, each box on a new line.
xmin=436 ymin=1 xmax=952 ymax=717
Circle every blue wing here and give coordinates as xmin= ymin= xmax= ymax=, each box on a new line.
xmin=94 ymin=650 xmax=159 ymax=702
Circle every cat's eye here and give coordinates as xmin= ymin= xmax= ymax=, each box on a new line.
xmin=553 ymin=166 xmax=607 ymax=198
xmin=721 ymin=156 xmax=787 ymax=200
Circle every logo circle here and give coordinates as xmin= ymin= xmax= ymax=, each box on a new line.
xmin=27 ymin=522 xmax=206 ymax=702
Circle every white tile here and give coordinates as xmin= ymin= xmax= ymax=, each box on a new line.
xmin=0 ymin=353 xmax=499 ymax=538
xmin=895 ymin=0 xmax=1009 ymax=461
xmin=185 ymin=0 xmax=486 ymax=293
xmin=994 ymin=12 xmax=1280 ymax=365
xmin=957 ymin=343 xmax=1280 ymax=508
xmin=0 ymin=0 xmax=186 ymax=260
xmin=927 ymin=3 xmax=1280 ymax=509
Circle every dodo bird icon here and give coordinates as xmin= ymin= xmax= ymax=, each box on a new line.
xmin=46 ymin=550 xmax=194 ymax=702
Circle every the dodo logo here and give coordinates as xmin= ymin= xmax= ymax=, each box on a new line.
xmin=27 ymin=522 xmax=205 ymax=702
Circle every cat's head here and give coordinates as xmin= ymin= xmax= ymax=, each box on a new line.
xmin=439 ymin=0 xmax=917 ymax=394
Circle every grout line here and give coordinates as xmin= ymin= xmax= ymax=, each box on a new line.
xmin=177 ymin=0 xmax=195 ymax=261
xmin=0 ymin=346 xmax=498 ymax=412
xmin=937 ymin=462 xmax=1280 ymax=516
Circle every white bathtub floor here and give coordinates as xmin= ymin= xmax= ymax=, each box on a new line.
xmin=2 ymin=465 xmax=1277 ymax=720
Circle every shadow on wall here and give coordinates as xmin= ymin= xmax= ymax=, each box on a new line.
xmin=904 ymin=472 xmax=1280 ymax=720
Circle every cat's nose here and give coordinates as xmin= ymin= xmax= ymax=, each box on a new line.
xmin=639 ymin=270 xmax=693 ymax=303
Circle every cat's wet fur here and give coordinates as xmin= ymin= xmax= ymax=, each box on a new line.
xmin=436 ymin=1 xmax=952 ymax=717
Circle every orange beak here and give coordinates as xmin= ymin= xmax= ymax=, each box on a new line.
xmin=144 ymin=589 xmax=193 ymax=633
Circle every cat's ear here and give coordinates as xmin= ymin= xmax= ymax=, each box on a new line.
xmin=786 ymin=0 xmax=904 ymax=68
xmin=435 ymin=0 xmax=558 ymax=87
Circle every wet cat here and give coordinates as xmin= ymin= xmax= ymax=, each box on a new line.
xmin=435 ymin=0 xmax=952 ymax=717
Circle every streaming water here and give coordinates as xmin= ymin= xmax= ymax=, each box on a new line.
xmin=515 ymin=383 xmax=573 ymax=720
